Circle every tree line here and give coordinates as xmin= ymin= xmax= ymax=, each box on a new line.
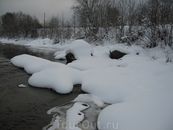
xmin=72 ymin=0 xmax=173 ymax=47
xmin=0 ymin=12 xmax=42 ymax=38
xmin=0 ymin=0 xmax=173 ymax=48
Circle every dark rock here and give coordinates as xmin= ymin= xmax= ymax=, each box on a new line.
xmin=78 ymin=113 xmax=82 ymax=115
xmin=109 ymin=50 xmax=127 ymax=59
xmin=82 ymin=103 xmax=89 ymax=107
xmin=65 ymin=52 xmax=76 ymax=64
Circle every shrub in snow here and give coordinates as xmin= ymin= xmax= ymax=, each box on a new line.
xmin=65 ymin=40 xmax=93 ymax=61
xmin=53 ymin=37 xmax=60 ymax=44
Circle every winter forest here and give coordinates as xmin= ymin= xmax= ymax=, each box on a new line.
xmin=0 ymin=0 xmax=173 ymax=49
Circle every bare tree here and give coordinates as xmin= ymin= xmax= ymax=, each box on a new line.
xmin=71 ymin=15 xmax=76 ymax=35
xmin=72 ymin=0 xmax=102 ymax=40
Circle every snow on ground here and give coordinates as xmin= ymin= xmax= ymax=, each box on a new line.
xmin=98 ymin=89 xmax=173 ymax=130
xmin=11 ymin=54 xmax=66 ymax=74
xmin=66 ymin=40 xmax=93 ymax=59
xmin=24 ymin=38 xmax=63 ymax=48
xmin=28 ymin=67 xmax=82 ymax=94
xmin=24 ymin=38 xmax=74 ymax=49
xmin=82 ymin=76 xmax=141 ymax=104
xmin=0 ymin=38 xmax=73 ymax=49
xmin=10 ymin=39 xmax=173 ymax=130
xmin=0 ymin=38 xmax=32 ymax=45
xmin=68 ymin=57 xmax=115 ymax=70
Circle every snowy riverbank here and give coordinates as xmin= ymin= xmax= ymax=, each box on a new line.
xmin=2 ymin=38 xmax=173 ymax=130
xmin=0 ymin=38 xmax=72 ymax=49
xmin=1 ymin=37 xmax=172 ymax=62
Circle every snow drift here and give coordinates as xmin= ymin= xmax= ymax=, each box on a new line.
xmin=98 ymin=89 xmax=173 ymax=130
xmin=10 ymin=40 xmax=173 ymax=130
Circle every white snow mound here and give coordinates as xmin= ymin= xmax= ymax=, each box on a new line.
xmin=11 ymin=54 xmax=66 ymax=74
xmin=65 ymin=40 xmax=93 ymax=59
xmin=11 ymin=54 xmax=83 ymax=94
xmin=82 ymin=76 xmax=141 ymax=104
xmin=98 ymin=89 xmax=173 ymax=130
xmin=28 ymin=67 xmax=82 ymax=94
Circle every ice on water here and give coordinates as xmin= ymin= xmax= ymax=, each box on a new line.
xmin=44 ymin=94 xmax=108 ymax=130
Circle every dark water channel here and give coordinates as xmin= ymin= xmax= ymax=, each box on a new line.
xmin=0 ymin=43 xmax=65 ymax=63
xmin=0 ymin=43 xmax=81 ymax=130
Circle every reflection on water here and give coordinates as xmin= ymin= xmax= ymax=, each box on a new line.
xmin=0 ymin=43 xmax=66 ymax=63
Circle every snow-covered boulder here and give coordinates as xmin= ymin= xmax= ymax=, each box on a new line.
xmin=65 ymin=40 xmax=93 ymax=63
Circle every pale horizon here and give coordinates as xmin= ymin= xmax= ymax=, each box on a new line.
xmin=0 ymin=0 xmax=74 ymax=23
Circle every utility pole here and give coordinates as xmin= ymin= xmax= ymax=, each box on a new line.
xmin=44 ymin=12 xmax=45 ymax=28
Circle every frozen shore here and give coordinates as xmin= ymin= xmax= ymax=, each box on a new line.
xmin=1 ymin=38 xmax=173 ymax=130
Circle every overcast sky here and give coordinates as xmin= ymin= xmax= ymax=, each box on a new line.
xmin=0 ymin=0 xmax=74 ymax=23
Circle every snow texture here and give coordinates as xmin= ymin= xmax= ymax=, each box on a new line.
xmin=82 ymin=76 xmax=141 ymax=104
xmin=25 ymin=38 xmax=52 ymax=47
xmin=28 ymin=67 xmax=82 ymax=94
xmin=11 ymin=54 xmax=66 ymax=74
xmin=10 ymin=39 xmax=173 ymax=130
xmin=98 ymin=89 xmax=173 ymax=130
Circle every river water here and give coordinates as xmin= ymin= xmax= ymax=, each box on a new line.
xmin=0 ymin=43 xmax=81 ymax=130
xmin=0 ymin=43 xmax=65 ymax=63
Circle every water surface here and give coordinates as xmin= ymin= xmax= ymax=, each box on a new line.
xmin=0 ymin=43 xmax=80 ymax=130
